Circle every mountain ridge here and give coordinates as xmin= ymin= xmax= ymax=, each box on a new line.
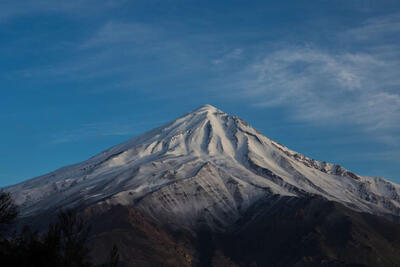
xmin=5 ymin=104 xmax=400 ymax=230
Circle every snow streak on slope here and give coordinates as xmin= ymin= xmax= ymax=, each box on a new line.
xmin=5 ymin=105 xmax=400 ymax=230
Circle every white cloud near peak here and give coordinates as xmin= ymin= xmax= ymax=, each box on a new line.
xmin=231 ymin=46 xmax=400 ymax=142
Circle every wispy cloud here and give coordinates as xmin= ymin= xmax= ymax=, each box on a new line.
xmin=228 ymin=46 xmax=400 ymax=144
xmin=3 ymin=6 xmax=399 ymax=149
xmin=344 ymin=13 xmax=400 ymax=41
xmin=0 ymin=0 xmax=126 ymax=22
xmin=3 ymin=22 xmax=169 ymax=87
xmin=212 ymin=48 xmax=243 ymax=65
xmin=4 ymin=20 xmax=217 ymax=92
xmin=81 ymin=22 xmax=160 ymax=49
xmin=214 ymin=12 xmax=400 ymax=146
xmin=241 ymin=48 xmax=398 ymax=118
xmin=50 ymin=120 xmax=167 ymax=144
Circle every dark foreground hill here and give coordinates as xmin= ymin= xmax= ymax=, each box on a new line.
xmin=79 ymin=195 xmax=400 ymax=267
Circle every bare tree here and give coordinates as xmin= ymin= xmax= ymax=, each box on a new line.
xmin=56 ymin=209 xmax=92 ymax=267
xmin=0 ymin=191 xmax=18 ymax=225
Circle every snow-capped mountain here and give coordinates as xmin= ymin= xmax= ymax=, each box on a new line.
xmin=5 ymin=104 xmax=400 ymax=230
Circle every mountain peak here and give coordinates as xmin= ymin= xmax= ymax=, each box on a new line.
xmin=200 ymin=104 xmax=217 ymax=109
xmin=6 ymin=105 xmax=400 ymax=228
xmin=193 ymin=104 xmax=222 ymax=113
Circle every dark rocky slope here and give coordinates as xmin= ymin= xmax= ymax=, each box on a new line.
xmin=78 ymin=196 xmax=400 ymax=267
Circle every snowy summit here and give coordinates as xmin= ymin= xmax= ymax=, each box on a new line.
xmin=6 ymin=105 xmax=400 ymax=230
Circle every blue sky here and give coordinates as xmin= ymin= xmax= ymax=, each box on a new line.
xmin=1 ymin=0 xmax=399 ymax=186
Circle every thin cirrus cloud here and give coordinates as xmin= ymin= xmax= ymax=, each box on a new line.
xmin=80 ymin=22 xmax=160 ymax=49
xmin=5 ymin=20 xmax=218 ymax=95
xmin=50 ymin=120 xmax=168 ymax=144
xmin=0 ymin=0 xmax=126 ymax=21
xmin=236 ymin=48 xmax=400 ymax=130
xmin=4 ymin=22 xmax=164 ymax=86
xmin=3 ymin=6 xmax=399 ymax=147
xmin=218 ymin=13 xmax=400 ymax=146
xmin=212 ymin=48 xmax=243 ymax=65
xmin=343 ymin=12 xmax=400 ymax=41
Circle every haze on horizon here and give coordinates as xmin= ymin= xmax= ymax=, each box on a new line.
xmin=1 ymin=0 xmax=399 ymax=186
